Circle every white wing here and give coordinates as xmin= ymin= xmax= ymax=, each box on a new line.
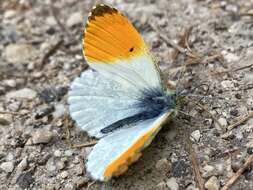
xmin=86 ymin=112 xmax=171 ymax=181
xmin=68 ymin=69 xmax=143 ymax=138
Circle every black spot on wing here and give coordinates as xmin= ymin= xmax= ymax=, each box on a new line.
xmin=129 ymin=47 xmax=134 ymax=52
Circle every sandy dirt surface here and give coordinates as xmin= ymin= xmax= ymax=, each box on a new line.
xmin=1 ymin=0 xmax=253 ymax=189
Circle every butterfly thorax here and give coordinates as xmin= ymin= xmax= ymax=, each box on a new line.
xmin=100 ymin=88 xmax=176 ymax=134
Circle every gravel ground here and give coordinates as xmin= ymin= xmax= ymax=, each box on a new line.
xmin=0 ymin=0 xmax=253 ymax=189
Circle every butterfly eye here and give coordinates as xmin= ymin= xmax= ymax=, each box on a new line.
xmin=129 ymin=47 xmax=134 ymax=52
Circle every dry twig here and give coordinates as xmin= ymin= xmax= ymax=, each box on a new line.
xmin=222 ymin=112 xmax=253 ymax=139
xmin=186 ymin=138 xmax=205 ymax=190
xmin=50 ymin=1 xmax=72 ymax=38
xmin=213 ymin=63 xmax=253 ymax=75
xmin=221 ymin=155 xmax=253 ymax=190
xmin=0 ymin=111 xmax=23 ymax=115
xmin=227 ymin=112 xmax=253 ymax=131
xmin=87 ymin=181 xmax=96 ymax=190
xmin=40 ymin=39 xmax=63 ymax=69
xmin=72 ymin=141 xmax=97 ymax=148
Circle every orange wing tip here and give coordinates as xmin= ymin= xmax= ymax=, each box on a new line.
xmin=83 ymin=4 xmax=146 ymax=63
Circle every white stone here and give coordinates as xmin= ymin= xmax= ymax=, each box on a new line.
xmin=247 ymin=98 xmax=253 ymax=106
xmin=54 ymin=150 xmax=62 ymax=157
xmin=29 ymin=129 xmax=53 ymax=144
xmin=221 ymin=80 xmax=234 ymax=89
xmin=66 ymin=12 xmax=83 ymax=27
xmin=156 ymin=182 xmax=167 ymax=190
xmin=0 ymin=114 xmax=12 ymax=125
xmin=60 ymin=171 xmax=69 ymax=179
xmin=46 ymin=16 xmax=57 ymax=26
xmin=6 ymin=88 xmax=37 ymax=100
xmin=215 ymin=117 xmax=227 ymax=131
xmin=155 ymin=158 xmax=170 ymax=172
xmin=53 ymin=104 xmax=67 ymax=119
xmin=204 ymin=176 xmax=220 ymax=190
xmin=3 ymin=79 xmax=16 ymax=88
xmin=202 ymin=165 xmax=215 ymax=178
xmin=0 ymin=161 xmax=14 ymax=173
xmin=17 ymin=156 xmax=28 ymax=171
xmin=4 ymin=44 xmax=38 ymax=63
xmin=64 ymin=150 xmax=73 ymax=157
xmin=166 ymin=177 xmax=179 ymax=190
xmin=46 ymin=157 xmax=56 ymax=172
xmin=190 ymin=130 xmax=201 ymax=142
xmin=221 ymin=50 xmax=240 ymax=63
xmin=4 ymin=10 xmax=17 ymax=19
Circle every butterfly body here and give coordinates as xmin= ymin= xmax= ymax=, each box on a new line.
xmin=68 ymin=4 xmax=180 ymax=181
xmin=101 ymin=88 xmax=177 ymax=134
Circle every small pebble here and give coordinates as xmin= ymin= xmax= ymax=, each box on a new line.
xmin=46 ymin=157 xmax=56 ymax=172
xmin=247 ymin=147 xmax=253 ymax=154
xmin=225 ymin=4 xmax=239 ymax=13
xmin=202 ymin=165 xmax=215 ymax=178
xmin=190 ymin=130 xmax=201 ymax=142
xmin=215 ymin=118 xmax=227 ymax=130
xmin=8 ymin=101 xmax=21 ymax=112
xmin=3 ymin=79 xmax=16 ymax=88
xmin=65 ymin=150 xmax=74 ymax=157
xmin=221 ymin=51 xmax=239 ymax=63
xmin=54 ymin=150 xmax=62 ymax=157
xmin=231 ymin=159 xmax=242 ymax=172
xmin=66 ymin=12 xmax=83 ymax=27
xmin=34 ymin=105 xmax=54 ymax=119
xmin=4 ymin=10 xmax=17 ymax=19
xmin=75 ymin=164 xmax=84 ymax=175
xmin=53 ymin=104 xmax=67 ymax=119
xmin=166 ymin=177 xmax=179 ymax=190
xmin=0 ymin=114 xmax=12 ymax=125
xmin=56 ymin=161 xmax=65 ymax=170
xmin=156 ymin=181 xmax=167 ymax=190
xmin=65 ymin=183 xmax=75 ymax=190
xmin=16 ymin=171 xmax=34 ymax=189
xmin=204 ymin=176 xmax=220 ymax=190
xmin=28 ymin=129 xmax=53 ymax=144
xmin=4 ymin=43 xmax=38 ymax=63
xmin=0 ymin=161 xmax=15 ymax=173
xmin=247 ymin=98 xmax=253 ymax=106
xmin=73 ymin=156 xmax=80 ymax=164
xmin=60 ymin=171 xmax=69 ymax=179
xmin=186 ymin=184 xmax=198 ymax=190
xmin=235 ymin=93 xmax=241 ymax=99
xmin=230 ymin=109 xmax=239 ymax=116
xmin=17 ymin=156 xmax=28 ymax=171
xmin=215 ymin=163 xmax=224 ymax=176
xmin=220 ymin=80 xmax=234 ymax=89
xmin=6 ymin=88 xmax=37 ymax=100
xmin=155 ymin=158 xmax=170 ymax=172
xmin=75 ymin=177 xmax=89 ymax=188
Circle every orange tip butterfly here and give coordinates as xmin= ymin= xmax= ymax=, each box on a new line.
xmin=68 ymin=4 xmax=181 ymax=181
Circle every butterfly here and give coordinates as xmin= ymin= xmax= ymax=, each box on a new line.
xmin=68 ymin=4 xmax=182 ymax=181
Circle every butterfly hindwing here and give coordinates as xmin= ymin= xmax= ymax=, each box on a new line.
xmin=86 ymin=112 xmax=172 ymax=181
